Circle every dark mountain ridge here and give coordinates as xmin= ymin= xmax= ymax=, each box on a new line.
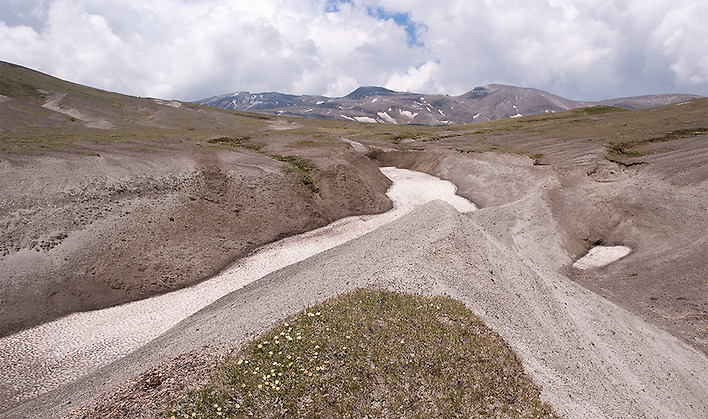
xmin=196 ymin=84 xmax=702 ymax=125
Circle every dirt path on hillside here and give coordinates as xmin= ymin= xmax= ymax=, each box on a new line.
xmin=42 ymin=93 xmax=113 ymax=128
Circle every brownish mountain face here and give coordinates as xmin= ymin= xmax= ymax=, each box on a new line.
xmin=196 ymin=84 xmax=702 ymax=125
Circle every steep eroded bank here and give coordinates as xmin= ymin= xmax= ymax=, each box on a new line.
xmin=371 ymin=147 xmax=707 ymax=353
xmin=0 ymin=141 xmax=391 ymax=336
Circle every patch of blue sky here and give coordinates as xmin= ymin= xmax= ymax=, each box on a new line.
xmin=325 ymin=0 xmax=353 ymax=13
xmin=324 ymin=1 xmax=425 ymax=47
xmin=367 ymin=7 xmax=426 ymax=47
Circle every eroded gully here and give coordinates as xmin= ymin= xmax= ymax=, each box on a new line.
xmin=0 ymin=167 xmax=476 ymax=411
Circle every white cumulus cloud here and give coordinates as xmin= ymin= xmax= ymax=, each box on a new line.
xmin=0 ymin=0 xmax=705 ymax=101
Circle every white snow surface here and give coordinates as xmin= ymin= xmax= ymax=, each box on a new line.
xmin=353 ymin=116 xmax=378 ymax=123
xmin=399 ymin=109 xmax=418 ymax=120
xmin=377 ymin=111 xmax=398 ymax=124
xmin=572 ymin=245 xmax=632 ymax=270
xmin=0 ymin=168 xmax=476 ymax=410
xmin=511 ymin=105 xmax=523 ymax=118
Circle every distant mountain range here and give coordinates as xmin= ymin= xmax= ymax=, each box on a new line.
xmin=195 ymin=85 xmax=702 ymax=125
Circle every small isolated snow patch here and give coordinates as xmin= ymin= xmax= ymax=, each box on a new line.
xmin=353 ymin=116 xmax=378 ymax=123
xmin=340 ymin=138 xmax=368 ymax=153
xmin=377 ymin=112 xmax=398 ymax=124
xmin=572 ymin=245 xmax=632 ymax=270
xmin=511 ymin=105 xmax=522 ymax=118
xmin=153 ymin=99 xmax=181 ymax=108
xmin=399 ymin=110 xmax=418 ymax=120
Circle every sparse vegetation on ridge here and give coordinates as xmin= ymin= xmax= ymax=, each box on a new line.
xmin=603 ymin=126 xmax=708 ymax=163
xmin=231 ymin=140 xmax=318 ymax=190
xmin=163 ymin=289 xmax=560 ymax=418
xmin=207 ymin=136 xmax=251 ymax=147
xmin=205 ymin=137 xmax=317 ymax=190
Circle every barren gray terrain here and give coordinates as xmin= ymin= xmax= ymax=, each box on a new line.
xmin=1 ymin=61 xmax=706 ymax=418
xmin=0 ymin=168 xmax=474 ymax=411
xmin=5 ymin=147 xmax=708 ymax=418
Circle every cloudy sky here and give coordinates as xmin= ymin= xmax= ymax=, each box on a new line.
xmin=1 ymin=0 xmax=706 ymax=102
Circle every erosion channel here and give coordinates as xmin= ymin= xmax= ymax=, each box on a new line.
xmin=0 ymin=167 xmax=475 ymax=412
xmin=3 ymin=164 xmax=707 ymax=419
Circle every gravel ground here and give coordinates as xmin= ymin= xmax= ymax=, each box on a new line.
xmin=3 ymin=148 xmax=706 ymax=418
xmin=4 ymin=64 xmax=705 ymax=418
xmin=0 ymin=168 xmax=473 ymax=414
xmin=7 ymin=200 xmax=708 ymax=418
xmin=0 ymin=142 xmax=392 ymax=337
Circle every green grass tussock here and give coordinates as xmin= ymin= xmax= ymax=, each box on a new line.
xmin=603 ymin=126 xmax=707 ymax=162
xmin=204 ymin=138 xmax=317 ymax=190
xmin=207 ymin=136 xmax=251 ymax=147
xmin=163 ymin=289 xmax=560 ymax=418
xmin=579 ymin=105 xmax=627 ymax=115
xmin=646 ymin=127 xmax=707 ymax=143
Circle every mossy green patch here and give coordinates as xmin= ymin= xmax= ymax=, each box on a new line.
xmin=163 ymin=289 xmax=560 ymax=418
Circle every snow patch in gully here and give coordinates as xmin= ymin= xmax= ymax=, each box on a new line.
xmin=0 ymin=168 xmax=475 ymax=411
